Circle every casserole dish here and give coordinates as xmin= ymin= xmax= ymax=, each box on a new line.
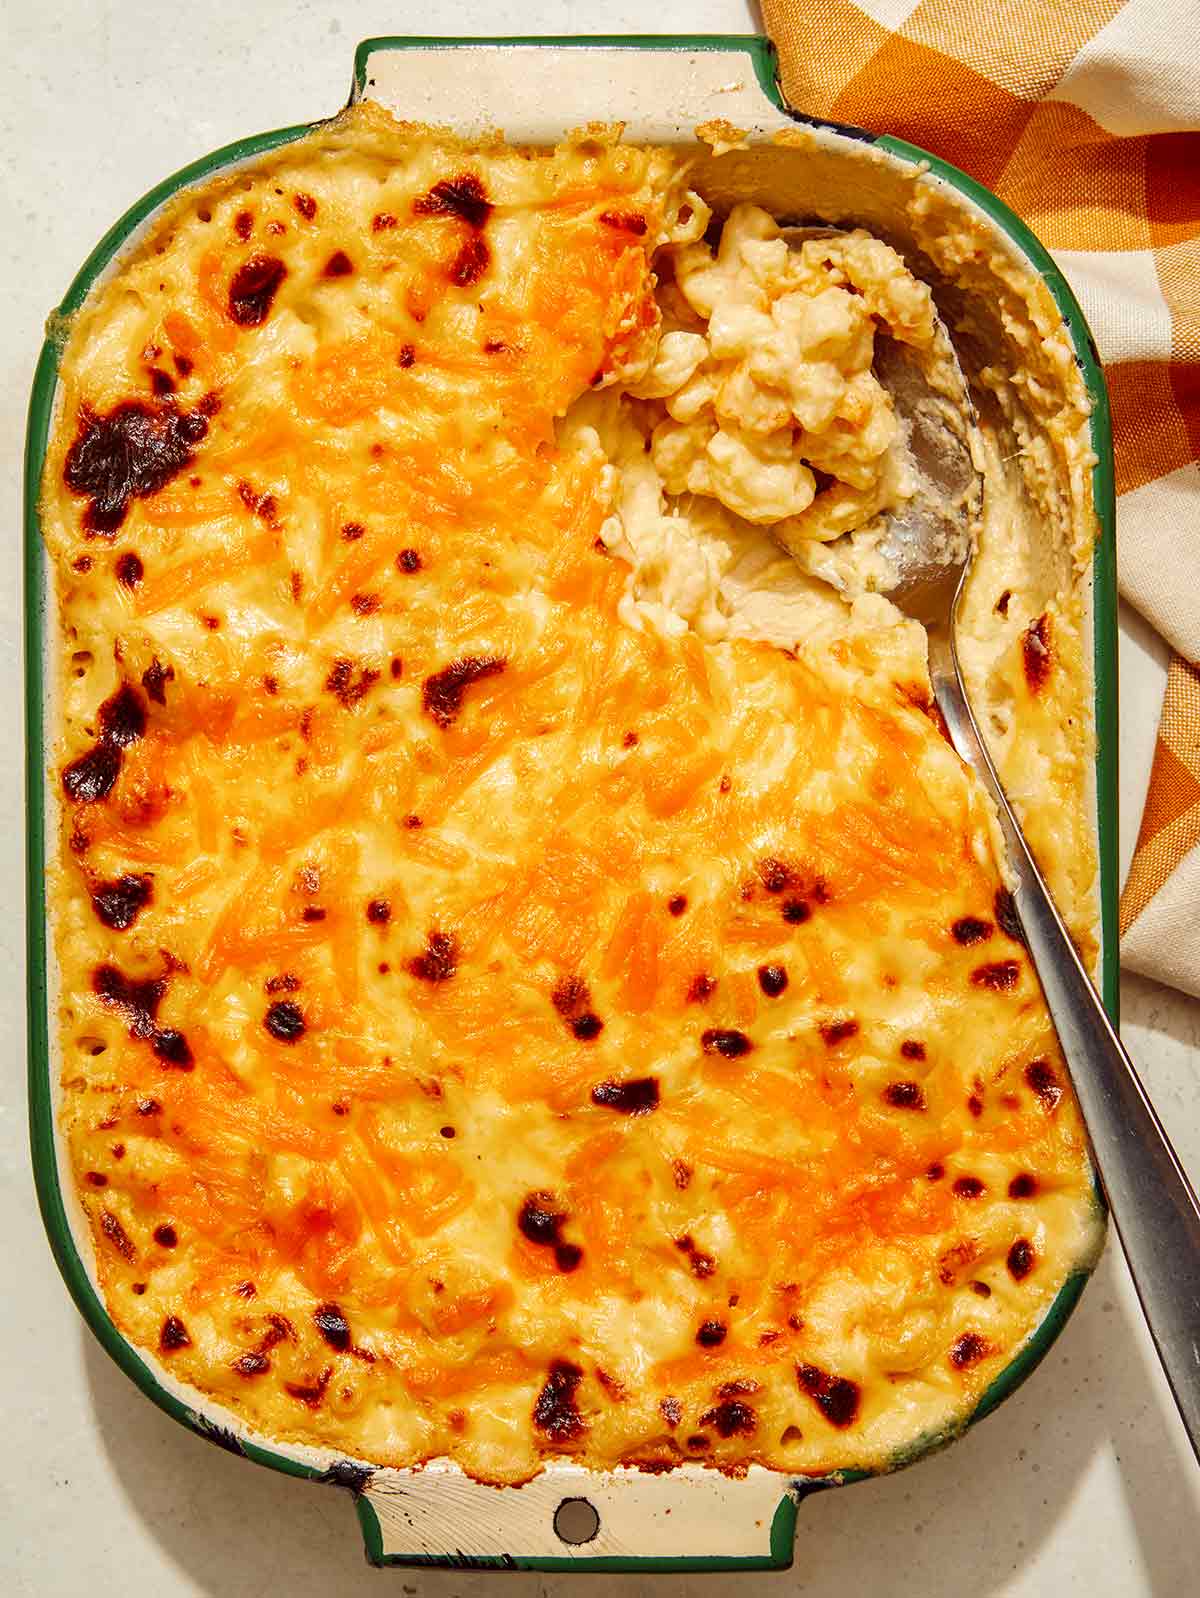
xmin=25 ymin=34 xmax=1117 ymax=1570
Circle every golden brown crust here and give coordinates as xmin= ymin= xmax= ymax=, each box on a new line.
xmin=43 ymin=106 xmax=1100 ymax=1484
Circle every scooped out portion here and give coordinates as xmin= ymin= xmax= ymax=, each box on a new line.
xmin=564 ymin=200 xmax=947 ymax=657
xmin=43 ymin=103 xmax=1100 ymax=1486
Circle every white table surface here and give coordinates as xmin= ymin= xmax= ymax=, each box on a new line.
xmin=4 ymin=4 xmax=1199 ymax=1593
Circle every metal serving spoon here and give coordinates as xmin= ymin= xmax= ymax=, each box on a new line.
xmin=779 ymin=227 xmax=1200 ymax=1462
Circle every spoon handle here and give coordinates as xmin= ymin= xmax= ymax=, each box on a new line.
xmin=929 ymin=626 xmax=1200 ymax=1462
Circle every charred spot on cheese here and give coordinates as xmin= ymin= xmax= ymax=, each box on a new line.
xmin=687 ymin=973 xmax=717 ymax=1004
xmin=397 ymin=344 xmax=416 ymax=368
xmin=62 ymin=743 xmax=122 ymax=804
xmin=286 ymin=1368 xmax=333 ymax=1409
xmin=951 ymin=916 xmax=992 ymax=945
xmin=86 ymin=1171 xmax=107 ymax=1186
xmin=265 ymin=972 xmax=299 ymax=994
xmin=673 ymin=1159 xmax=692 ymax=1190
xmin=719 ymin=1379 xmax=760 ymax=1398
xmin=159 ymin=1314 xmax=191 ymax=1353
xmin=414 ymin=174 xmax=493 ymax=229
xmin=90 ymin=872 xmax=152 ymax=931
xmin=994 ymin=588 xmax=1012 ymax=616
xmin=517 ymin=1192 xmax=583 ymax=1275
xmin=237 ymin=479 xmax=278 ymax=524
xmin=953 ymin=1175 xmax=985 ymax=1198
xmin=938 ymin=1242 xmax=976 ymax=1288
xmin=260 ymin=1313 xmax=296 ymax=1350
xmin=994 ymin=887 xmax=1025 ymax=944
xmin=949 ymin=1332 xmax=990 ymax=1370
xmin=797 ymin=1363 xmax=860 ymax=1427
xmin=396 ymin=547 xmax=422 ymax=573
xmin=148 ymin=367 xmax=175 ymax=396
xmin=152 ymin=1028 xmax=194 ymax=1069
xmin=115 ymin=551 xmax=144 ymax=587
xmin=757 ymin=963 xmax=788 ymax=998
xmin=93 ymin=963 xmax=166 ymax=1038
xmin=1009 ymin=1173 xmax=1039 ymax=1199
xmin=660 ymin=1396 xmax=682 ymax=1428
xmin=407 ymin=930 xmax=458 ymax=984
xmin=591 ymin=1077 xmax=659 ymax=1115
xmin=325 ymin=658 xmax=380 ymax=708
xmin=552 ymin=974 xmax=588 ymax=1015
xmin=1007 ymin=1238 xmax=1036 ymax=1281
xmin=323 ymin=250 xmax=354 ymax=278
xmin=371 ymin=210 xmax=396 ymax=231
xmin=668 ymin=894 xmax=688 ymax=916
xmin=99 ymin=683 xmax=147 ymax=747
xmin=883 ymin=1080 xmax=926 ymax=1110
xmin=552 ymin=976 xmax=604 ymax=1040
xmin=756 ymin=856 xmax=795 ymax=894
xmin=782 ymin=897 xmax=811 ymax=924
xmin=674 ymin=1235 xmax=716 ymax=1278
xmin=1022 ymin=612 xmax=1053 ymax=693
xmin=696 ymin=1319 xmax=727 ymax=1348
xmin=233 ymin=1352 xmax=270 ymax=1377
xmin=533 ymin=1360 xmax=586 ymax=1442
xmin=64 ymin=398 xmax=209 ymax=534
xmin=971 ymin=960 xmax=1020 ymax=991
xmin=314 ymin=1302 xmax=352 ymax=1352
xmin=264 ymin=998 xmax=306 ymax=1043
xmin=900 ymin=1039 xmax=926 ymax=1061
xmin=100 ymin=1209 xmax=135 ymax=1260
xmin=422 ymin=655 xmax=505 ymax=728
xmin=927 ymin=1162 xmax=945 ymax=1181
xmin=701 ymin=1028 xmax=752 ymax=1058
xmin=1025 ymin=1059 xmax=1063 ymax=1111
xmin=599 ymin=209 xmax=648 ymax=236
xmin=366 ymin=898 xmax=391 ymax=925
xmin=228 ymin=255 xmax=287 ymax=326
xmin=819 ymin=1018 xmax=859 ymax=1047
xmin=449 ymin=236 xmax=490 ymax=287
xmin=140 ymin=657 xmax=174 ymax=705
xmin=234 ymin=209 xmax=253 ymax=240
xmin=153 ymin=1224 xmax=178 ymax=1248
xmin=700 ymin=1399 xmax=756 ymax=1438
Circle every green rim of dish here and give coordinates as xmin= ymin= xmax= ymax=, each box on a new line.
xmin=24 ymin=32 xmax=1117 ymax=1574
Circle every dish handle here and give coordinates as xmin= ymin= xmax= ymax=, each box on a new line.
xmin=353 ymin=1462 xmax=809 ymax=1571
xmin=350 ymin=33 xmax=874 ymax=145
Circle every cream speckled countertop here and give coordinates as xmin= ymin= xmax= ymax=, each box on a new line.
xmin=4 ymin=6 xmax=1199 ymax=1593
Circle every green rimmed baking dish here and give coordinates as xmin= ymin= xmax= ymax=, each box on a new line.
xmin=24 ymin=33 xmax=1116 ymax=1572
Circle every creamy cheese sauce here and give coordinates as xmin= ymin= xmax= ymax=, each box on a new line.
xmin=42 ymin=106 xmax=1101 ymax=1484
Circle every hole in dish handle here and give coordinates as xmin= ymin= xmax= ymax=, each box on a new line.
xmin=355 ymin=1467 xmax=801 ymax=1568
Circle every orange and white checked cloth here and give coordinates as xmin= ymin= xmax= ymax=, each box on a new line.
xmin=761 ymin=0 xmax=1200 ymax=997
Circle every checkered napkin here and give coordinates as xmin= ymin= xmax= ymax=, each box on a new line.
xmin=761 ymin=0 xmax=1200 ymax=997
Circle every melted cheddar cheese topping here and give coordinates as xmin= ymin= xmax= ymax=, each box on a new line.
xmin=43 ymin=104 xmax=1101 ymax=1484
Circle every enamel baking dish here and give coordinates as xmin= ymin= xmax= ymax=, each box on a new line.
xmin=25 ymin=34 xmax=1117 ymax=1572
